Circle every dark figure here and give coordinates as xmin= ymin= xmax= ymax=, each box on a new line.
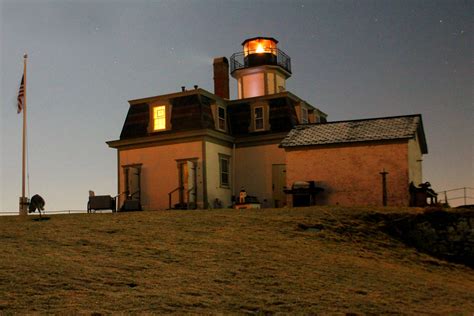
xmin=213 ymin=198 xmax=223 ymax=209
xmin=409 ymin=182 xmax=438 ymax=207
xmin=29 ymin=194 xmax=45 ymax=217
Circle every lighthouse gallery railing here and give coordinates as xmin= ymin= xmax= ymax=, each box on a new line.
xmin=230 ymin=48 xmax=292 ymax=74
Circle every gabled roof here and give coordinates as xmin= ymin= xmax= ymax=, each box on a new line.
xmin=280 ymin=114 xmax=428 ymax=154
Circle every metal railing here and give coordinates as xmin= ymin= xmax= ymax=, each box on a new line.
xmin=230 ymin=48 xmax=292 ymax=74
xmin=186 ymin=187 xmax=195 ymax=210
xmin=436 ymin=187 xmax=474 ymax=207
xmin=168 ymin=186 xmax=183 ymax=210
xmin=168 ymin=186 xmax=196 ymax=210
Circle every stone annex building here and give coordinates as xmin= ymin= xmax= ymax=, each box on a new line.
xmin=107 ymin=37 xmax=428 ymax=210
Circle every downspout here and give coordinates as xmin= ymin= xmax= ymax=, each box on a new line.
xmin=202 ymin=140 xmax=208 ymax=209
xmin=232 ymin=143 xmax=236 ymax=201
xmin=117 ymin=150 xmax=121 ymax=211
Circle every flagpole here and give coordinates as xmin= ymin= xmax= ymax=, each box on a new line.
xmin=20 ymin=54 xmax=28 ymax=216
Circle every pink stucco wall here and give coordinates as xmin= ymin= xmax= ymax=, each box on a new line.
xmin=118 ymin=141 xmax=203 ymax=210
xmin=285 ymin=141 xmax=410 ymax=207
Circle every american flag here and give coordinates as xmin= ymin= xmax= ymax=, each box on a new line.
xmin=17 ymin=75 xmax=25 ymax=114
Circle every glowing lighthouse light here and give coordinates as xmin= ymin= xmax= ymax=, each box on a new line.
xmin=243 ymin=38 xmax=277 ymax=56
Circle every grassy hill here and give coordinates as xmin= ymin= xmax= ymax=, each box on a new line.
xmin=0 ymin=207 xmax=473 ymax=314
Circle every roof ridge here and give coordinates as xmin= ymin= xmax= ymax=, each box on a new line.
xmin=298 ymin=114 xmax=422 ymax=126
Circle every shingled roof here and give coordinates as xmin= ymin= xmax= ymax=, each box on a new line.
xmin=280 ymin=114 xmax=427 ymax=153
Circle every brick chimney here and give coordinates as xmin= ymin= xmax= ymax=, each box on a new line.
xmin=213 ymin=57 xmax=229 ymax=99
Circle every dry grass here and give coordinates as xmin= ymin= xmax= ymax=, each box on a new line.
xmin=0 ymin=206 xmax=473 ymax=314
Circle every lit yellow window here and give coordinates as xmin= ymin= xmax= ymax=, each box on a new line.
xmin=153 ymin=106 xmax=166 ymax=131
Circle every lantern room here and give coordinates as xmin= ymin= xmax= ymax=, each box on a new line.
xmin=243 ymin=37 xmax=278 ymax=67
xmin=230 ymin=37 xmax=292 ymax=99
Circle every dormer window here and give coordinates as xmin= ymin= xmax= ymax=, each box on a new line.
xmin=301 ymin=107 xmax=308 ymax=124
xmin=254 ymin=106 xmax=264 ymax=131
xmin=153 ymin=105 xmax=167 ymax=131
xmin=217 ymin=106 xmax=226 ymax=131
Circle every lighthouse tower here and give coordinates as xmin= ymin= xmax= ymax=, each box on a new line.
xmin=230 ymin=37 xmax=292 ymax=99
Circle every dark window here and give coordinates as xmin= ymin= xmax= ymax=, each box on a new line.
xmin=219 ymin=155 xmax=230 ymax=187
xmin=218 ymin=106 xmax=226 ymax=131
xmin=301 ymin=108 xmax=308 ymax=124
xmin=254 ymin=106 xmax=264 ymax=130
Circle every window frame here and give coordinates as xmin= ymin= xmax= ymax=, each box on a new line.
xmin=219 ymin=154 xmax=230 ymax=188
xmin=217 ymin=106 xmax=226 ymax=131
xmin=301 ymin=107 xmax=309 ymax=124
xmin=152 ymin=105 xmax=167 ymax=131
xmin=254 ymin=106 xmax=265 ymax=131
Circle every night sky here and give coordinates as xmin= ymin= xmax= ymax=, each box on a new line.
xmin=1 ymin=0 xmax=472 ymax=211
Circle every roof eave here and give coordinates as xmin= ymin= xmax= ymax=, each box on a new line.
xmin=128 ymin=88 xmax=223 ymax=105
xmin=107 ymin=128 xmax=235 ymax=149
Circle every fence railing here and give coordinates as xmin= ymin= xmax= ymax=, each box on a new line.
xmin=436 ymin=187 xmax=474 ymax=207
xmin=2 ymin=187 xmax=472 ymax=215
xmin=168 ymin=186 xmax=183 ymax=210
xmin=0 ymin=209 xmax=107 ymax=216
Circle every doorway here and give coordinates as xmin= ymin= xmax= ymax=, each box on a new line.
xmin=121 ymin=164 xmax=142 ymax=211
xmin=124 ymin=165 xmax=141 ymax=201
xmin=272 ymin=164 xmax=287 ymax=208
xmin=178 ymin=160 xmax=197 ymax=209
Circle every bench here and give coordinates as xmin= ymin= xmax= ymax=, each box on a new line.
xmin=87 ymin=195 xmax=116 ymax=213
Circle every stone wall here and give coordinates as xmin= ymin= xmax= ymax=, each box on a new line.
xmin=384 ymin=209 xmax=474 ymax=267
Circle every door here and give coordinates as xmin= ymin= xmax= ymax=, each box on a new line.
xmin=124 ymin=165 xmax=141 ymax=201
xmin=187 ymin=160 xmax=196 ymax=206
xmin=272 ymin=164 xmax=287 ymax=208
xmin=129 ymin=166 xmax=141 ymax=200
xmin=178 ymin=160 xmax=196 ymax=208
